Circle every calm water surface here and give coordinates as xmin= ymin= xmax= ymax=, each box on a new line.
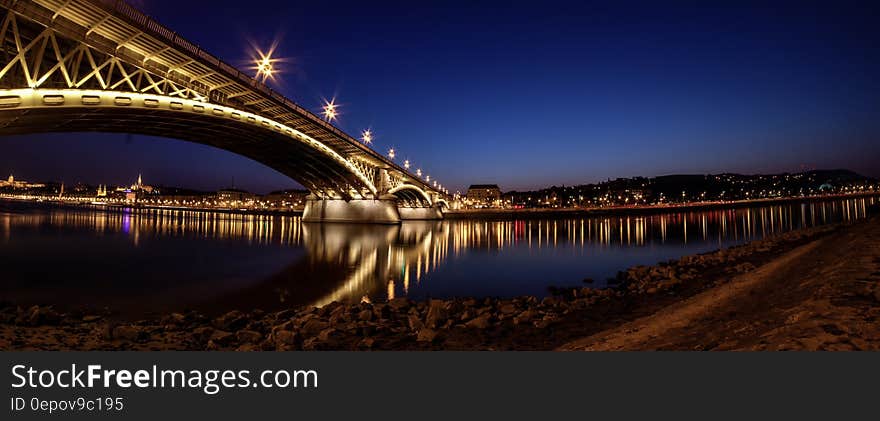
xmin=0 ymin=197 xmax=876 ymax=318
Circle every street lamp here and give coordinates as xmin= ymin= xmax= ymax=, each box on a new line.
xmin=322 ymin=99 xmax=338 ymax=122
xmin=361 ymin=129 xmax=373 ymax=144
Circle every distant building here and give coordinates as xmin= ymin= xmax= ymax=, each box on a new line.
xmin=0 ymin=174 xmax=45 ymax=189
xmin=466 ymin=184 xmax=502 ymax=207
xmin=265 ymin=189 xmax=310 ymax=209
xmin=130 ymin=174 xmax=154 ymax=193
xmin=217 ymin=188 xmax=256 ymax=206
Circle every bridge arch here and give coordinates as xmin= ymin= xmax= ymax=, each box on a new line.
xmin=0 ymin=88 xmax=378 ymax=198
xmin=387 ymin=184 xmax=434 ymax=207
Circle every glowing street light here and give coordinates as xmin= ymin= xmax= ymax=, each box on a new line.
xmin=426 ymin=175 xmax=430 ymax=182
xmin=416 ymin=169 xmax=422 ymax=177
xmin=361 ymin=129 xmax=373 ymax=144
xmin=388 ymin=148 xmax=396 ymax=160
xmin=249 ymin=43 xmax=284 ymax=83
xmin=322 ymin=99 xmax=338 ymax=122
xmin=404 ymin=159 xmax=410 ymax=169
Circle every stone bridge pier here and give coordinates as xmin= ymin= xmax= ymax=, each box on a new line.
xmin=302 ymin=169 xmax=445 ymax=223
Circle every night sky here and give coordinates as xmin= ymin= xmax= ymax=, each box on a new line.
xmin=1 ymin=0 xmax=878 ymax=193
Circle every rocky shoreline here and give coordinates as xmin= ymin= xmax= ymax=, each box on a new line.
xmin=0 ymin=223 xmax=848 ymax=350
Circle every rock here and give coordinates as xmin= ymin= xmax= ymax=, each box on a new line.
xmin=646 ymin=287 xmax=659 ymax=294
xmin=236 ymin=330 xmax=263 ymax=344
xmin=373 ymin=304 xmax=391 ymax=319
xmin=388 ymin=297 xmax=410 ymax=311
xmin=112 ymin=325 xmax=143 ymax=341
xmin=317 ymin=328 xmax=343 ymax=342
xmin=301 ymin=319 xmax=329 ymax=337
xmin=465 ymin=314 xmax=491 ymax=329
xmin=417 ymin=328 xmax=439 ymax=342
xmin=874 ymin=288 xmax=880 ymax=303
xmin=541 ymin=297 xmax=559 ymax=308
xmin=444 ymin=300 xmax=463 ymax=314
xmin=499 ymin=303 xmax=517 ymax=315
xmin=357 ymin=337 xmax=375 ymax=349
xmin=235 ymin=343 xmax=259 ymax=352
xmin=357 ymin=309 xmax=373 ymax=322
xmin=274 ymin=309 xmax=296 ymax=321
xmin=213 ymin=311 xmax=248 ymax=331
xmin=407 ymin=314 xmax=424 ymax=331
xmin=192 ymin=326 xmax=215 ymax=342
xmin=425 ymin=300 xmax=448 ymax=328
xmin=317 ymin=302 xmax=340 ymax=317
xmin=514 ymin=310 xmax=536 ymax=325
xmin=273 ymin=330 xmax=299 ymax=346
xmin=26 ymin=306 xmax=60 ymax=326
xmin=209 ymin=330 xmax=235 ymax=346
xmin=82 ymin=315 xmax=102 ymax=323
xmin=533 ymin=319 xmax=552 ymax=329
xmin=161 ymin=313 xmax=186 ymax=325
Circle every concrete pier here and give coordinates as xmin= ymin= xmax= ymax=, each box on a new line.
xmin=398 ymin=206 xmax=444 ymax=221
xmin=302 ymin=198 xmax=445 ymax=223
xmin=302 ymin=198 xmax=402 ymax=224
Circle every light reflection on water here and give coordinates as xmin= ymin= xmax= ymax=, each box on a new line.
xmin=0 ymin=196 xmax=875 ymax=317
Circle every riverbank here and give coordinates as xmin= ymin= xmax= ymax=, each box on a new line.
xmin=4 ymin=212 xmax=878 ymax=350
xmin=0 ymin=197 xmax=304 ymax=217
xmin=560 ymin=211 xmax=880 ymax=350
xmin=446 ymin=192 xmax=880 ymax=220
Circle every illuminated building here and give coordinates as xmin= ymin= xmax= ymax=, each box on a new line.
xmin=0 ymin=174 xmax=46 ymax=189
xmin=466 ymin=184 xmax=502 ymax=208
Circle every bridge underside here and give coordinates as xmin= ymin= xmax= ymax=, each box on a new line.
xmin=0 ymin=99 xmax=369 ymax=197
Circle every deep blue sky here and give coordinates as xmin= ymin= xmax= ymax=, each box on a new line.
xmin=2 ymin=0 xmax=878 ymax=193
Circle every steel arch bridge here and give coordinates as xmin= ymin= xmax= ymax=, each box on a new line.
xmin=0 ymin=0 xmax=450 ymax=222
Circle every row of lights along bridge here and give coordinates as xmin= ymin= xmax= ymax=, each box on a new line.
xmin=251 ymin=45 xmax=448 ymax=195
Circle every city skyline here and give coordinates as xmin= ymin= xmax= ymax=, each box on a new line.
xmin=1 ymin=0 xmax=878 ymax=194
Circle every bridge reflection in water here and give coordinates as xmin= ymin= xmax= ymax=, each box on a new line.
xmin=0 ymin=196 xmax=875 ymax=317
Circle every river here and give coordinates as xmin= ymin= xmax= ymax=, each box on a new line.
xmin=0 ymin=196 xmax=875 ymax=318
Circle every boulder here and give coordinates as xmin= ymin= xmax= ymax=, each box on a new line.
xmin=425 ymin=300 xmax=448 ymax=328
xmin=236 ymin=330 xmax=263 ymax=344
xmin=357 ymin=337 xmax=375 ymax=349
xmin=213 ymin=311 xmax=248 ymax=331
xmin=209 ymin=330 xmax=235 ymax=346
xmin=192 ymin=326 xmax=214 ymax=342
xmin=407 ymin=314 xmax=424 ymax=331
xmin=301 ymin=319 xmax=329 ymax=337
xmin=317 ymin=328 xmax=343 ymax=342
xmin=358 ymin=309 xmax=373 ymax=322
xmin=417 ymin=328 xmax=439 ymax=342
xmin=112 ymin=325 xmax=143 ymax=341
xmin=273 ymin=330 xmax=299 ymax=346
xmin=513 ymin=310 xmax=537 ymax=325
xmin=26 ymin=306 xmax=60 ymax=326
xmin=499 ymin=303 xmax=518 ymax=315
xmin=387 ymin=297 xmax=411 ymax=311
xmin=465 ymin=314 xmax=491 ymax=329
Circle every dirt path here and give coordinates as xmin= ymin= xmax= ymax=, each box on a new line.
xmin=559 ymin=217 xmax=880 ymax=351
